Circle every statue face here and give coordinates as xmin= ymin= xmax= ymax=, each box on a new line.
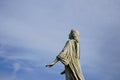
xmin=69 ymin=31 xmax=73 ymax=39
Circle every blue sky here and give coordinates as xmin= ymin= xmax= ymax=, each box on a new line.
xmin=0 ymin=0 xmax=120 ymax=80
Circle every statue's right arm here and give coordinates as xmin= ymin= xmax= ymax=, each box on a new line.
xmin=45 ymin=58 xmax=59 ymax=67
xmin=45 ymin=41 xmax=70 ymax=68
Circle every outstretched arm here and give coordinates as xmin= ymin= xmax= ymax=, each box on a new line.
xmin=45 ymin=58 xmax=59 ymax=67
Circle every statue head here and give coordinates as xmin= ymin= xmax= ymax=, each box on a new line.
xmin=69 ymin=29 xmax=80 ymax=42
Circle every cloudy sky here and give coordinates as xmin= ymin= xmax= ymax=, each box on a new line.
xmin=0 ymin=0 xmax=120 ymax=80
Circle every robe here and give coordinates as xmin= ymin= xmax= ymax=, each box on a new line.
xmin=57 ymin=39 xmax=84 ymax=80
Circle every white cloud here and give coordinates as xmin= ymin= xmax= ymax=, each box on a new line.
xmin=13 ymin=63 xmax=20 ymax=72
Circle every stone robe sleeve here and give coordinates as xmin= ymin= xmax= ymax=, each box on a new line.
xmin=57 ymin=40 xmax=72 ymax=66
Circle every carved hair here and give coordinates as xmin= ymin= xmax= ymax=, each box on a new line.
xmin=69 ymin=29 xmax=80 ymax=42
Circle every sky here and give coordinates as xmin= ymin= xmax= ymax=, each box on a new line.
xmin=0 ymin=0 xmax=120 ymax=80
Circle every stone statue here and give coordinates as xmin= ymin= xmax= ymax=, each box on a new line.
xmin=46 ymin=29 xmax=85 ymax=80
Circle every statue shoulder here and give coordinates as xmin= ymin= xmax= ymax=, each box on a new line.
xmin=68 ymin=39 xmax=76 ymax=42
xmin=67 ymin=39 xmax=75 ymax=44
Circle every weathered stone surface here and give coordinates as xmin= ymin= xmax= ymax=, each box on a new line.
xmin=46 ymin=29 xmax=85 ymax=80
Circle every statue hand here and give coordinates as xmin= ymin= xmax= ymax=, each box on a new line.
xmin=45 ymin=58 xmax=58 ymax=67
xmin=45 ymin=63 xmax=54 ymax=67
